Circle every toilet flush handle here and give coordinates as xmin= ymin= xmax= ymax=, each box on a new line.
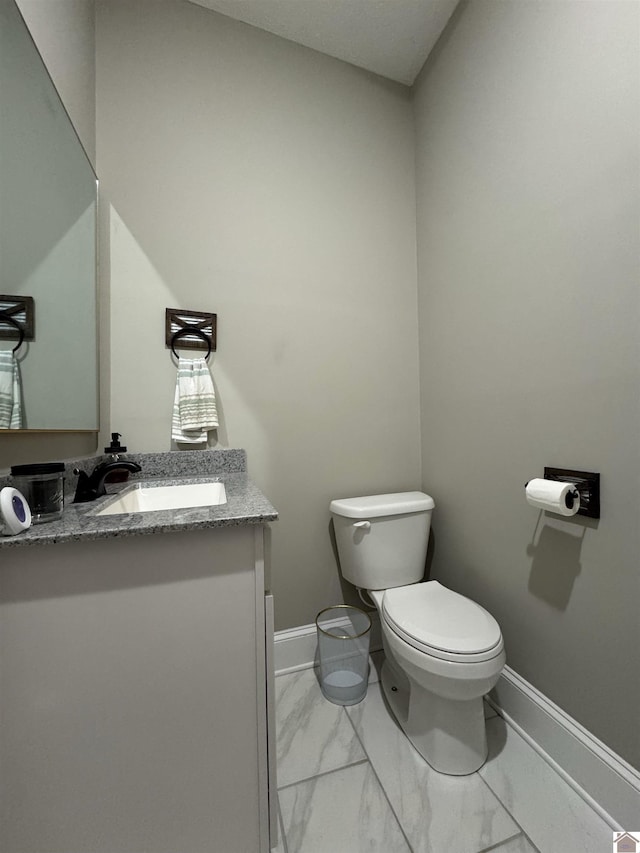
xmin=353 ymin=521 xmax=371 ymax=530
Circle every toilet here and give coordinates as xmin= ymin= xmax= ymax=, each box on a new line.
xmin=330 ymin=491 xmax=505 ymax=775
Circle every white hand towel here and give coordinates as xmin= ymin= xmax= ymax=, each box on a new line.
xmin=171 ymin=357 xmax=218 ymax=444
xmin=0 ymin=351 xmax=22 ymax=429
xmin=172 ymin=381 xmax=206 ymax=444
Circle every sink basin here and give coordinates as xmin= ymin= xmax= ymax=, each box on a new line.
xmin=95 ymin=481 xmax=227 ymax=516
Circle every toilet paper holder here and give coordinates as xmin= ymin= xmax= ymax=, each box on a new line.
xmin=525 ymin=467 xmax=600 ymax=519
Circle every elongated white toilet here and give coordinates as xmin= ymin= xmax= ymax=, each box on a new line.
xmin=330 ymin=491 xmax=505 ymax=775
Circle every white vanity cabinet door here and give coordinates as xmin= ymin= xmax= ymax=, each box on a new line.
xmin=0 ymin=525 xmax=270 ymax=853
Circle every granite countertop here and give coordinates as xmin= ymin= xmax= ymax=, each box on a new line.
xmin=0 ymin=450 xmax=277 ymax=549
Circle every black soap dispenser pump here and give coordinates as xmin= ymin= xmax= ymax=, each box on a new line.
xmin=105 ymin=432 xmax=126 ymax=460
xmin=103 ymin=432 xmax=130 ymax=484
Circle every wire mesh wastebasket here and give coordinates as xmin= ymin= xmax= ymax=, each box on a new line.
xmin=316 ymin=604 xmax=371 ymax=706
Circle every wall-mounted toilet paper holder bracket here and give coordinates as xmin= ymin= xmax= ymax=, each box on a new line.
xmin=542 ymin=467 xmax=600 ymax=519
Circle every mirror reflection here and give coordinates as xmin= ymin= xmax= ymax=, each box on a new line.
xmin=0 ymin=0 xmax=98 ymax=431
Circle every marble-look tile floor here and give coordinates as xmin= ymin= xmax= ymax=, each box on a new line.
xmin=274 ymin=653 xmax=613 ymax=853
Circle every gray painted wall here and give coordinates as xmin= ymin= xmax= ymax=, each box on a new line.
xmin=96 ymin=0 xmax=422 ymax=632
xmin=414 ymin=0 xmax=639 ymax=769
xmin=16 ymin=0 xmax=95 ymax=165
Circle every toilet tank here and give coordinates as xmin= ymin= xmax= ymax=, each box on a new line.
xmin=330 ymin=492 xmax=435 ymax=590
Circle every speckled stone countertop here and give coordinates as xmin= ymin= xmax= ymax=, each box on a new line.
xmin=0 ymin=449 xmax=277 ymax=549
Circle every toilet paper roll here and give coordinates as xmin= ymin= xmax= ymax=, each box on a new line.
xmin=0 ymin=487 xmax=32 ymax=535
xmin=525 ymin=478 xmax=580 ymax=517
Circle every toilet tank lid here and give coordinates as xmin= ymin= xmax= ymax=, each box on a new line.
xmin=330 ymin=491 xmax=435 ymax=519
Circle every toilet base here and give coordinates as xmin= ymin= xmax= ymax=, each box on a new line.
xmin=380 ymin=659 xmax=488 ymax=775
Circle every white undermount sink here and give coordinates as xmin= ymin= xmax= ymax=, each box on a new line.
xmin=95 ymin=481 xmax=227 ymax=516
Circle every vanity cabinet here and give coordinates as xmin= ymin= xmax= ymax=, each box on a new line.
xmin=0 ymin=524 xmax=275 ymax=853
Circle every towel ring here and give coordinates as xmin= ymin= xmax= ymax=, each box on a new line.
xmin=0 ymin=312 xmax=25 ymax=353
xmin=170 ymin=327 xmax=212 ymax=360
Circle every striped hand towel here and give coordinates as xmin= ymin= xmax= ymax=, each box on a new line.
xmin=0 ymin=350 xmax=22 ymax=429
xmin=171 ymin=357 xmax=218 ymax=444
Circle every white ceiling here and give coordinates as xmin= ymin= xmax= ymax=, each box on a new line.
xmin=188 ymin=0 xmax=460 ymax=86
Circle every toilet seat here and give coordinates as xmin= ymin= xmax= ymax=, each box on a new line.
xmin=382 ymin=581 xmax=504 ymax=663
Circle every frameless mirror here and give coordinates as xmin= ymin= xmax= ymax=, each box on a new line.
xmin=0 ymin=0 xmax=98 ymax=431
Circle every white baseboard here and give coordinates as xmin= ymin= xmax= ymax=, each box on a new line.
xmin=274 ymin=624 xmax=640 ymax=830
xmin=489 ymin=666 xmax=640 ymax=830
xmin=275 ymin=612 xmax=382 ymax=676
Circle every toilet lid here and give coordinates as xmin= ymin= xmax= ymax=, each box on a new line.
xmin=382 ymin=581 xmax=502 ymax=657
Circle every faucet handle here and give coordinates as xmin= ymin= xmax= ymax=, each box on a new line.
xmin=72 ymin=468 xmax=94 ymax=503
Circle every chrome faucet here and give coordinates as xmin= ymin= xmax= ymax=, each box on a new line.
xmin=73 ymin=459 xmax=142 ymax=503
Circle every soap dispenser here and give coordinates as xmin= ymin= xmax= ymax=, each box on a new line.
xmin=103 ymin=432 xmax=131 ymax=484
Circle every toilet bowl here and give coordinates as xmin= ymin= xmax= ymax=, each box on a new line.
xmin=330 ymin=491 xmax=506 ymax=775
xmin=372 ymin=582 xmax=505 ymax=774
